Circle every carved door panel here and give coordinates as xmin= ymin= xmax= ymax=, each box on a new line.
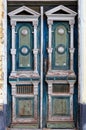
xmin=45 ymin=6 xmax=77 ymax=129
xmin=45 ymin=21 xmax=76 ymax=129
xmin=8 ymin=7 xmax=40 ymax=129
xmin=8 ymin=5 xmax=77 ymax=130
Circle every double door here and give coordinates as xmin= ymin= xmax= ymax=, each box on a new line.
xmin=8 ymin=5 xmax=77 ymax=129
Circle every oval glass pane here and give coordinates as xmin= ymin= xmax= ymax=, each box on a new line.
xmin=58 ymin=28 xmax=65 ymax=35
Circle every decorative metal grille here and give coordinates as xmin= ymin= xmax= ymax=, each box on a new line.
xmin=52 ymin=84 xmax=69 ymax=93
xmin=16 ymin=85 xmax=33 ymax=94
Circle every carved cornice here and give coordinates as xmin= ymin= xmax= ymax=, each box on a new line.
xmin=9 ymin=70 xmax=40 ymax=78
xmin=45 ymin=5 xmax=77 ymax=22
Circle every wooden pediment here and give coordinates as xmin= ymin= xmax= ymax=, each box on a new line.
xmin=8 ymin=6 xmax=40 ymax=16
xmin=45 ymin=5 xmax=77 ymax=16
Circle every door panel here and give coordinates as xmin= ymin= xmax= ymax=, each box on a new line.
xmin=8 ymin=7 xmax=40 ymax=128
xmin=16 ymin=23 xmax=33 ymax=70
xmin=52 ymin=22 xmax=70 ymax=70
xmin=45 ymin=5 xmax=77 ymax=129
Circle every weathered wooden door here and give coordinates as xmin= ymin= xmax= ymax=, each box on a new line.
xmin=8 ymin=5 xmax=77 ymax=129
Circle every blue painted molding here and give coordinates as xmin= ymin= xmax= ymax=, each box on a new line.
xmin=46 ymin=76 xmax=76 ymax=81
xmin=9 ymin=77 xmax=40 ymax=82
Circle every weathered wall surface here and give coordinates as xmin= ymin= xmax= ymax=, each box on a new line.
xmin=0 ymin=0 xmax=4 ymax=110
xmin=0 ymin=1 xmax=6 ymax=130
xmin=79 ymin=0 xmax=86 ymax=130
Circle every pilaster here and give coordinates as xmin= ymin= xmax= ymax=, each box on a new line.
xmin=47 ymin=20 xmax=53 ymax=71
xmin=33 ymin=20 xmax=39 ymax=73
xmin=10 ymin=20 xmax=16 ymax=75
xmin=69 ymin=19 xmax=75 ymax=71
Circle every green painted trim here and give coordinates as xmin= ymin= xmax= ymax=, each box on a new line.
xmin=47 ymin=121 xmax=75 ymax=129
xmin=11 ymin=123 xmax=38 ymax=129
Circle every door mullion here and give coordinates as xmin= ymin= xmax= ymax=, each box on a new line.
xmin=40 ymin=6 xmax=43 ymax=129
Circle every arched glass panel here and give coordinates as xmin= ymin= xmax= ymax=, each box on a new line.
xmin=16 ymin=23 xmax=33 ymax=70
xmin=52 ymin=22 xmax=70 ymax=70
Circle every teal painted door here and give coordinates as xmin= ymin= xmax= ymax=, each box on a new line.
xmin=7 ymin=6 xmax=78 ymax=129
xmin=44 ymin=20 xmax=75 ymax=129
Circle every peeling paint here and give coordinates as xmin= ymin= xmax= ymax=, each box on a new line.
xmin=0 ymin=0 xmax=4 ymax=111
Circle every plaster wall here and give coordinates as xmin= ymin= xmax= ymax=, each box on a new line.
xmin=79 ymin=0 xmax=86 ymax=104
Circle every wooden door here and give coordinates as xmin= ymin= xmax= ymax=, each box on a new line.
xmin=7 ymin=5 xmax=77 ymax=130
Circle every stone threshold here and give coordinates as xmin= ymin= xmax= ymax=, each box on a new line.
xmin=7 ymin=128 xmax=77 ymax=130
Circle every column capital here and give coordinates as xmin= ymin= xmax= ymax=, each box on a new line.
xmin=48 ymin=20 xmax=53 ymax=25
xmin=11 ymin=20 xmax=16 ymax=27
xmin=69 ymin=19 xmax=75 ymax=25
xmin=68 ymin=79 xmax=76 ymax=87
xmin=33 ymin=20 xmax=38 ymax=27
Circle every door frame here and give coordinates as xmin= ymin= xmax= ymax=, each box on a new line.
xmin=1 ymin=0 xmax=85 ymax=130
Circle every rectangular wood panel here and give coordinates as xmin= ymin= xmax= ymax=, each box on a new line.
xmin=16 ymin=97 xmax=34 ymax=118
xmin=52 ymin=96 xmax=70 ymax=116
